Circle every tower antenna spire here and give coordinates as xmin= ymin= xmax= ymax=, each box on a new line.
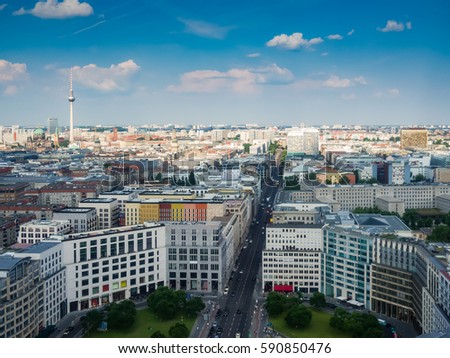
xmin=68 ymin=68 xmax=75 ymax=144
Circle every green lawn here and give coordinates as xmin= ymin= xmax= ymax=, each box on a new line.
xmin=415 ymin=208 xmax=446 ymax=216
xmin=269 ymin=308 xmax=350 ymax=338
xmin=87 ymin=309 xmax=196 ymax=338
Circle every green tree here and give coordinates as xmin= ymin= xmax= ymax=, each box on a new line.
xmin=329 ymin=308 xmax=383 ymax=338
xmin=168 ymin=322 xmax=190 ymax=338
xmin=265 ymin=292 xmax=287 ymax=316
xmin=107 ymin=300 xmax=136 ymax=330
xmin=428 ymin=225 xmax=450 ymax=243
xmin=243 ymin=143 xmax=252 ymax=154
xmin=329 ymin=308 xmax=349 ymax=331
xmin=147 ymin=286 xmax=186 ymax=320
xmin=151 ymin=330 xmax=166 ymax=338
xmin=412 ymin=173 xmax=425 ymax=182
xmin=155 ymin=173 xmax=163 ymax=182
xmin=284 ymin=305 xmax=312 ymax=329
xmin=82 ymin=309 xmax=103 ymax=335
xmin=309 ymin=291 xmax=326 ymax=308
xmin=184 ymin=297 xmax=205 ymax=318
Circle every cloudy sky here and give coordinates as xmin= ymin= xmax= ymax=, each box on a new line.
xmin=0 ymin=0 xmax=449 ymax=127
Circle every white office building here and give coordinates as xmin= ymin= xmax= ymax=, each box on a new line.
xmin=165 ymin=215 xmax=239 ymax=294
xmin=55 ymin=223 xmax=167 ymax=312
xmin=18 ymin=220 xmax=72 ymax=244
xmin=53 ymin=207 xmax=98 ymax=233
xmin=286 ymin=128 xmax=320 ymax=156
xmin=262 ymin=223 xmax=323 ymax=294
xmin=79 ymin=198 xmax=120 ymax=229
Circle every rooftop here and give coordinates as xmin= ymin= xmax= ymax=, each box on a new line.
xmin=80 ymin=198 xmax=117 ymax=203
xmin=0 ymin=255 xmax=26 ymax=271
xmin=54 ymin=207 xmax=96 ymax=213
xmin=19 ymin=241 xmax=61 ymax=254
xmin=267 ymin=223 xmax=324 ymax=229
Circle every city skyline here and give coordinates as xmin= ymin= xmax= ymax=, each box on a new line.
xmin=0 ymin=0 xmax=449 ymax=127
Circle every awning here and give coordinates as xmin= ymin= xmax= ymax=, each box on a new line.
xmin=348 ymin=299 xmax=364 ymax=307
xmin=274 ymin=284 xmax=294 ymax=292
xmin=336 ymin=296 xmax=347 ymax=301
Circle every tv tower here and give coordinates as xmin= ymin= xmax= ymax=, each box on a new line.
xmin=68 ymin=68 xmax=75 ymax=144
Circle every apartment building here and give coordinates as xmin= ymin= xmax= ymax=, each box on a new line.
xmin=31 ymin=182 xmax=98 ymax=207
xmin=53 ymin=207 xmax=98 ymax=233
xmin=0 ymin=183 xmax=29 ymax=203
xmin=225 ymin=196 xmax=252 ymax=245
xmin=18 ymin=219 xmax=72 ymax=244
xmin=0 ymin=255 xmax=44 ymax=338
xmin=79 ymin=198 xmax=120 ymax=229
xmin=98 ymin=189 xmax=139 ymax=225
xmin=125 ymin=198 xmax=226 ymax=226
xmin=12 ymin=241 xmax=67 ymax=327
xmin=262 ymin=223 xmax=323 ymax=294
xmin=0 ymin=203 xmax=65 ymax=220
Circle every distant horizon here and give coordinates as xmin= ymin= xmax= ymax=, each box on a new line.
xmin=5 ymin=123 xmax=450 ymax=130
xmin=0 ymin=1 xmax=449 ymax=126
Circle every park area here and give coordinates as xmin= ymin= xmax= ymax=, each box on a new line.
xmin=268 ymin=308 xmax=350 ymax=338
xmin=87 ymin=309 xmax=195 ymax=338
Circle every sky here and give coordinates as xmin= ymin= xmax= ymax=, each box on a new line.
xmin=0 ymin=0 xmax=449 ymax=128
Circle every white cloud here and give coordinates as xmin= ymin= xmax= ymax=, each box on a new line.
xmin=178 ymin=18 xmax=234 ymax=39
xmin=353 ymin=76 xmax=367 ymax=85
xmin=0 ymin=4 xmax=7 ymax=11
xmin=323 ymin=75 xmax=367 ymax=88
xmin=0 ymin=59 xmax=27 ymax=82
xmin=321 ymin=52 xmax=329 ymax=56
xmin=375 ymin=88 xmax=400 ymax=97
xmin=347 ymin=29 xmax=355 ymax=36
xmin=168 ymin=64 xmax=294 ymax=94
xmin=4 ymin=85 xmax=18 ymax=96
xmin=323 ymin=75 xmax=351 ymax=88
xmin=266 ymin=32 xmax=323 ymax=50
xmin=67 ymin=60 xmax=140 ymax=92
xmin=378 ymin=20 xmax=412 ymax=32
xmin=246 ymin=53 xmax=260 ymax=58
xmin=13 ymin=0 xmax=93 ymax=19
xmin=327 ymin=34 xmax=343 ymax=40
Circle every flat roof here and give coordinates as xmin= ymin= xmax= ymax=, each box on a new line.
xmin=62 ymin=222 xmax=165 ymax=241
xmin=267 ymin=223 xmax=324 ymax=229
xmin=19 ymin=241 xmax=61 ymax=254
xmin=54 ymin=207 xmax=96 ymax=213
xmin=80 ymin=198 xmax=117 ymax=203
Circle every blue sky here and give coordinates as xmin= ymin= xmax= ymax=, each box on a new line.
xmin=0 ymin=0 xmax=449 ymax=127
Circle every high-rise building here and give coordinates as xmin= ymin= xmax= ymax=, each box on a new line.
xmin=47 ymin=118 xmax=58 ymax=135
xmin=286 ymin=128 xmax=320 ymax=155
